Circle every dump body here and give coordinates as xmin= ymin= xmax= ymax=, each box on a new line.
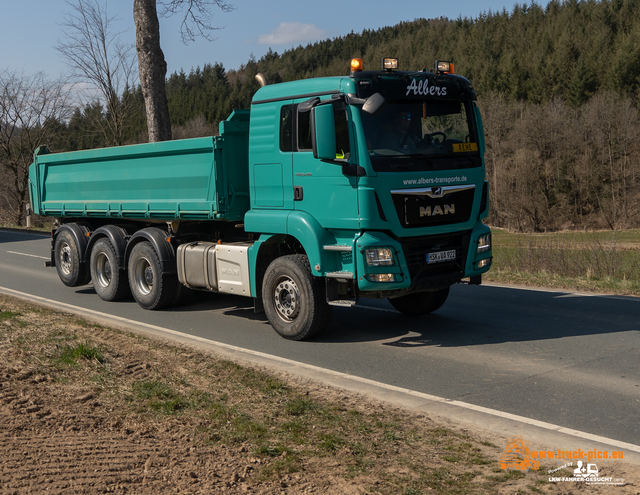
xmin=29 ymin=110 xmax=250 ymax=222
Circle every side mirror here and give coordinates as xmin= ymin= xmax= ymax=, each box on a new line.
xmin=362 ymin=93 xmax=386 ymax=115
xmin=311 ymin=104 xmax=336 ymax=160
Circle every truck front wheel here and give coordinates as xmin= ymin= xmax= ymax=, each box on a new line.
xmin=90 ymin=238 xmax=130 ymax=301
xmin=54 ymin=230 xmax=90 ymax=287
xmin=128 ymin=241 xmax=178 ymax=310
xmin=388 ymin=287 xmax=450 ymax=316
xmin=262 ymin=255 xmax=332 ymax=341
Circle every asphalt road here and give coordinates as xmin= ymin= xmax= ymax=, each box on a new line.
xmin=2 ymin=229 xmax=639 ymax=447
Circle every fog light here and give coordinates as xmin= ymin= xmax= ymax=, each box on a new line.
xmin=477 ymin=234 xmax=491 ymax=254
xmin=366 ymin=247 xmax=395 ymax=266
xmin=477 ymin=258 xmax=491 ymax=269
xmin=368 ymin=274 xmax=396 ymax=283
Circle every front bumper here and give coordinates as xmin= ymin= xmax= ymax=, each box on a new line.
xmin=355 ymin=222 xmax=492 ymax=295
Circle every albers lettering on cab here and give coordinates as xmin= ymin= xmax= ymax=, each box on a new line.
xmin=406 ymin=79 xmax=447 ymax=97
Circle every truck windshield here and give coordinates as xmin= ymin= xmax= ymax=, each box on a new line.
xmin=360 ymin=100 xmax=480 ymax=172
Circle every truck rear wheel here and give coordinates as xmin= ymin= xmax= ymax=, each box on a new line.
xmin=90 ymin=238 xmax=130 ymax=301
xmin=54 ymin=229 xmax=90 ymax=287
xmin=262 ymin=255 xmax=332 ymax=341
xmin=388 ymin=287 xmax=450 ymax=316
xmin=128 ymin=241 xmax=178 ymax=310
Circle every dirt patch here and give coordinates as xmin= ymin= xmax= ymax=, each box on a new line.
xmin=0 ymin=295 xmax=638 ymax=494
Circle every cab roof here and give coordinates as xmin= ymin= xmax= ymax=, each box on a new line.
xmin=251 ymin=76 xmax=356 ymax=105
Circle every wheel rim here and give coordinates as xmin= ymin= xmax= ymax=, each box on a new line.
xmin=273 ymin=275 xmax=300 ymax=322
xmin=95 ymin=252 xmax=112 ymax=288
xmin=59 ymin=242 xmax=72 ymax=275
xmin=133 ymin=256 xmax=153 ymax=296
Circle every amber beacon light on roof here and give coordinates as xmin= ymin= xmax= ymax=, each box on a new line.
xmin=350 ymin=58 xmax=364 ymax=74
xmin=350 ymin=57 xmax=455 ymax=75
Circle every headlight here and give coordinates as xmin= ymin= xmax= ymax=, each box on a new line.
xmin=477 ymin=234 xmax=491 ymax=254
xmin=365 ymin=247 xmax=395 ymax=266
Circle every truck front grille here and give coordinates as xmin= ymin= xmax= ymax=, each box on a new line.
xmin=391 ymin=185 xmax=476 ymax=228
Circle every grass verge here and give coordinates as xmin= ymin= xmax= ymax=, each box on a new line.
xmin=486 ymin=228 xmax=640 ymax=296
xmin=0 ymin=294 xmax=562 ymax=494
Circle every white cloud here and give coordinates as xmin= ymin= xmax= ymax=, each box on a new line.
xmin=258 ymin=22 xmax=328 ymax=46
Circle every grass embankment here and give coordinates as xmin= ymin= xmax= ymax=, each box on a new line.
xmin=0 ymin=295 xmax=559 ymax=494
xmin=485 ymin=229 xmax=640 ymax=296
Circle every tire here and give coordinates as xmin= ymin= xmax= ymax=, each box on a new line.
xmin=90 ymin=238 xmax=130 ymax=301
xmin=54 ymin=229 xmax=90 ymax=287
xmin=388 ymin=287 xmax=450 ymax=316
xmin=127 ymin=241 xmax=179 ymax=310
xmin=262 ymin=255 xmax=332 ymax=341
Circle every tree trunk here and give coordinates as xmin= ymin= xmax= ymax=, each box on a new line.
xmin=133 ymin=0 xmax=172 ymax=142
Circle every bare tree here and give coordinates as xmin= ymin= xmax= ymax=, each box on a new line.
xmin=477 ymin=93 xmax=516 ymax=227
xmin=0 ymin=70 xmax=72 ymax=225
xmin=56 ymin=0 xmax=138 ymax=146
xmin=134 ymin=0 xmax=172 ymax=142
xmin=133 ymin=0 xmax=233 ymax=142
xmin=480 ymin=92 xmax=640 ymax=232
xmin=171 ymin=114 xmax=215 ymax=139
xmin=581 ymin=92 xmax=640 ymax=229
xmin=159 ymin=0 xmax=234 ymax=43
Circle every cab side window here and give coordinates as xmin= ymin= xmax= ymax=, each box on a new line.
xmin=279 ymin=102 xmax=350 ymax=157
xmin=279 ymin=105 xmax=293 ymax=152
xmin=334 ymin=103 xmax=350 ymax=158
xmin=297 ymin=109 xmax=312 ymax=151
xmin=279 ymin=104 xmax=311 ymax=151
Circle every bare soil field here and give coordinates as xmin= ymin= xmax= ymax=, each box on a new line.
xmin=0 ymin=294 xmax=637 ymax=494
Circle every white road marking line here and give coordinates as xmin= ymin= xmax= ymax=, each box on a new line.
xmin=0 ymin=229 xmax=48 ymax=236
xmin=6 ymin=251 xmax=50 ymax=260
xmin=483 ymin=282 xmax=597 ymax=296
xmin=1 ymin=285 xmax=639 ymax=454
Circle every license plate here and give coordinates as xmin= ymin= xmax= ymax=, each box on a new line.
xmin=426 ymin=249 xmax=456 ymax=264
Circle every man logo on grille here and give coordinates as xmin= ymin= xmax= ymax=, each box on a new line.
xmin=420 ymin=204 xmax=455 ymax=217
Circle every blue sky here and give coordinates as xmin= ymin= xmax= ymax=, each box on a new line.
xmin=1 ymin=0 xmax=551 ymax=78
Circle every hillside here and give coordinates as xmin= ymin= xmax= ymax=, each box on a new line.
xmin=3 ymin=0 xmax=639 ymax=231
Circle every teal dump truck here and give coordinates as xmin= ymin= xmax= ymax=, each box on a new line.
xmin=29 ymin=58 xmax=492 ymax=340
